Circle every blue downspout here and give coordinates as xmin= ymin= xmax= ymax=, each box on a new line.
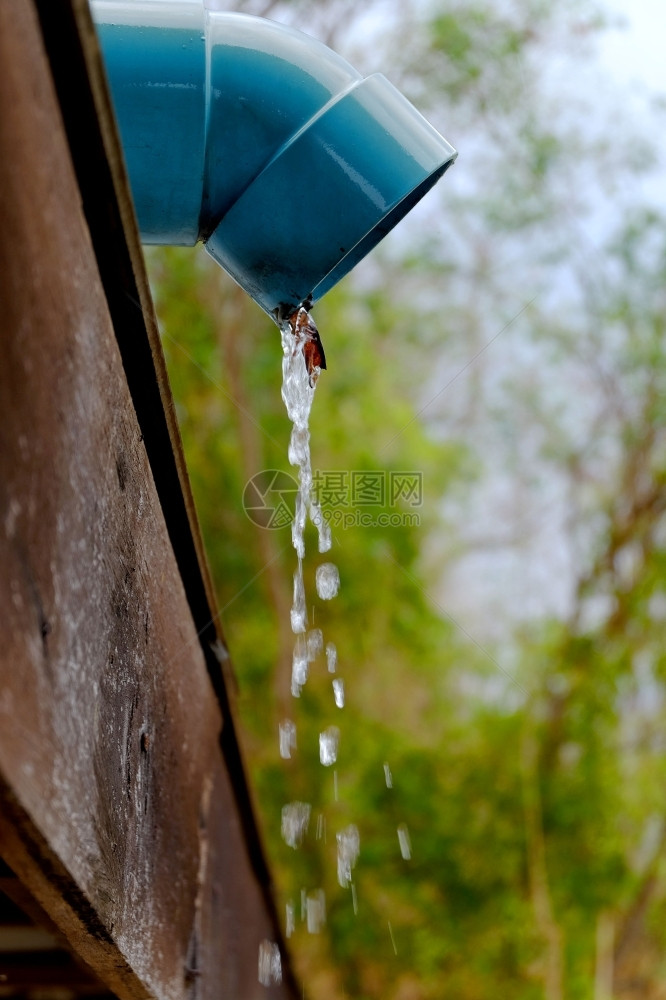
xmin=93 ymin=1 xmax=457 ymax=319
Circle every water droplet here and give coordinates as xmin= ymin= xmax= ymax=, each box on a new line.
xmin=317 ymin=515 xmax=332 ymax=553
xmin=397 ymin=823 xmax=412 ymax=860
xmin=306 ymin=628 xmax=323 ymax=661
xmin=326 ymin=641 xmax=337 ymax=673
xmin=258 ymin=940 xmax=282 ymax=986
xmin=286 ymin=901 xmax=295 ymax=938
xmin=336 ymin=824 xmax=360 ymax=887
xmin=316 ymin=562 xmax=340 ymax=600
xmin=319 ymin=726 xmax=340 ymax=766
xmin=279 ymin=719 xmax=297 ymax=759
xmin=332 ymin=678 xmax=345 ymax=708
xmin=383 ymin=762 xmax=393 ymax=788
xmin=290 ymin=564 xmax=307 ymax=634
xmin=281 ymin=802 xmax=311 ymax=848
xmin=306 ymin=889 xmax=326 ymax=933
xmin=291 ymin=635 xmax=308 ymax=697
xmin=291 ymin=486 xmax=307 ymax=561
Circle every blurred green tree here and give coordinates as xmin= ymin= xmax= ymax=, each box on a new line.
xmin=147 ymin=0 xmax=666 ymax=996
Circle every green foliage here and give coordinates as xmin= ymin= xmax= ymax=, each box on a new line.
xmin=146 ymin=0 xmax=666 ymax=996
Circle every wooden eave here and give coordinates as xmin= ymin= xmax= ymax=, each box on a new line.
xmin=0 ymin=1 xmax=297 ymax=997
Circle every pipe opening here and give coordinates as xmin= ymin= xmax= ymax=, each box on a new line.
xmin=310 ymin=158 xmax=455 ymax=306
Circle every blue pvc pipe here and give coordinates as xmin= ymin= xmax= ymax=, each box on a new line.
xmin=93 ymin=1 xmax=457 ymax=319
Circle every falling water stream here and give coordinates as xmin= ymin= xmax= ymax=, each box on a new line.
xmin=279 ymin=308 xmax=361 ymax=957
xmin=260 ymin=307 xmax=410 ymax=987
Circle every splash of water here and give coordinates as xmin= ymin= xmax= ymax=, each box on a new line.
xmin=306 ymin=628 xmax=323 ymax=661
xmin=279 ymin=719 xmax=297 ymax=759
xmin=281 ymin=309 xmax=333 ymax=711
xmin=281 ymin=801 xmax=311 ymax=848
xmin=336 ymin=824 xmax=360 ymax=888
xmin=278 ymin=310 xmax=353 ymax=953
xmin=285 ymin=901 xmax=295 ymax=938
xmin=326 ymin=641 xmax=337 ymax=673
xmin=316 ymin=562 xmax=340 ymax=600
xmin=306 ymin=889 xmax=327 ymax=933
xmin=258 ymin=940 xmax=282 ymax=986
xmin=319 ymin=726 xmax=340 ymax=766
xmin=333 ymin=677 xmax=345 ymax=708
xmin=291 ymin=634 xmax=309 ymax=697
xmin=290 ymin=568 xmax=307 ymax=634
xmin=280 ymin=314 xmax=331 ymax=565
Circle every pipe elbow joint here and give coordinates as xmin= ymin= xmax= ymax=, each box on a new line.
xmin=94 ymin=3 xmax=457 ymax=318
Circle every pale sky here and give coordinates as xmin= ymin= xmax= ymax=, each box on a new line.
xmin=599 ymin=0 xmax=666 ymax=94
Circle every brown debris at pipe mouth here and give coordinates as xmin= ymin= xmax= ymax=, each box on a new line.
xmin=288 ymin=306 xmax=326 ymax=387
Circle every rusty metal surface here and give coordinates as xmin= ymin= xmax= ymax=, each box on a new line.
xmin=0 ymin=2 xmax=296 ymax=998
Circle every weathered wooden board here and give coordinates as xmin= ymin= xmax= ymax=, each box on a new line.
xmin=0 ymin=2 xmax=293 ymax=998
